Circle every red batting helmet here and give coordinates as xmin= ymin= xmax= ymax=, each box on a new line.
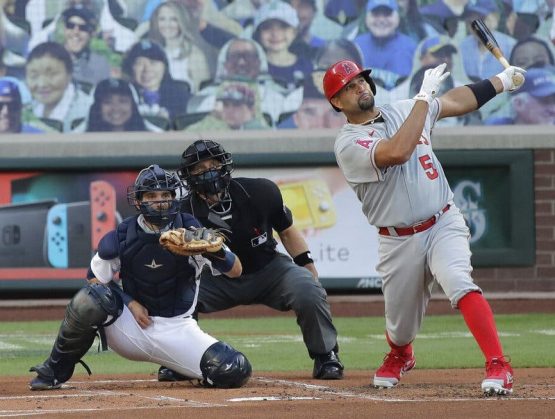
xmin=323 ymin=60 xmax=376 ymax=111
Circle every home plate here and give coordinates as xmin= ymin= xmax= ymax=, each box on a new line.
xmin=228 ymin=396 xmax=321 ymax=402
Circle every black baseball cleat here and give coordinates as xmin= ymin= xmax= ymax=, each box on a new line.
xmin=157 ymin=366 xmax=189 ymax=382
xmin=313 ymin=351 xmax=344 ymax=379
xmin=29 ymin=375 xmax=62 ymax=391
xmin=29 ymin=365 xmax=62 ymax=391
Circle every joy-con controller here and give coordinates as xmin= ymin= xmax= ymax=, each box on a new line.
xmin=47 ymin=202 xmax=92 ymax=268
xmin=279 ymin=179 xmax=336 ymax=230
xmin=90 ymin=180 xmax=116 ymax=252
xmin=47 ymin=203 xmax=68 ymax=268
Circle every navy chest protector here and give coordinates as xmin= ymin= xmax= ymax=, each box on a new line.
xmin=117 ymin=214 xmax=201 ymax=317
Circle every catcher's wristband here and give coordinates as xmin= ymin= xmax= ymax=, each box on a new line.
xmin=207 ymin=249 xmax=236 ymax=273
xmin=293 ymin=251 xmax=314 ymax=267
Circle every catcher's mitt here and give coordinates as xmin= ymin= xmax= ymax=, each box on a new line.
xmin=159 ymin=227 xmax=225 ymax=256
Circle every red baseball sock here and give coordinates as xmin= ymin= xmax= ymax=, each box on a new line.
xmin=386 ymin=332 xmax=413 ymax=356
xmin=458 ymin=291 xmax=503 ymax=361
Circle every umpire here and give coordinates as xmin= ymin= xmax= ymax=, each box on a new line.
xmin=161 ymin=139 xmax=343 ymax=381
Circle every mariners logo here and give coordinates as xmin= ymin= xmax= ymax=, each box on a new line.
xmin=453 ymin=180 xmax=486 ymax=243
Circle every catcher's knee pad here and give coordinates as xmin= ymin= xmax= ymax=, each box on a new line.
xmin=200 ymin=341 xmax=252 ymax=388
xmin=40 ymin=284 xmax=123 ymax=383
xmin=71 ymin=283 xmax=123 ymax=326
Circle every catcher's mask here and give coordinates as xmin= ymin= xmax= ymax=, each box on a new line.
xmin=178 ymin=140 xmax=234 ymax=213
xmin=127 ymin=164 xmax=184 ymax=228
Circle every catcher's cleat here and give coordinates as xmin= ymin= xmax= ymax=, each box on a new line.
xmin=29 ymin=364 xmax=62 ymax=391
xmin=313 ymin=351 xmax=344 ymax=379
xmin=482 ymin=356 xmax=514 ymax=396
xmin=373 ymin=351 xmax=415 ymax=388
xmin=157 ymin=366 xmax=189 ymax=382
xmin=29 ymin=375 xmax=62 ymax=391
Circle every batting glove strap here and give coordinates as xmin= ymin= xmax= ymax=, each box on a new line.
xmin=415 ymin=63 xmax=450 ymax=103
xmin=413 ymin=92 xmax=433 ymax=104
xmin=495 ymin=66 xmax=526 ymax=92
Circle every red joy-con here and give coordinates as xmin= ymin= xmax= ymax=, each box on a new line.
xmin=90 ymin=180 xmax=117 ymax=252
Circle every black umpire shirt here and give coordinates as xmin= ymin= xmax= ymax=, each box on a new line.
xmin=182 ymin=177 xmax=293 ymax=274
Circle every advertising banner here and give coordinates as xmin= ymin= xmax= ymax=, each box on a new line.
xmin=0 ymin=168 xmax=382 ymax=291
xmin=0 ymin=153 xmax=534 ymax=292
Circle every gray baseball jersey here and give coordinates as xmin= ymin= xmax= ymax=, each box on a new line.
xmin=334 ymin=98 xmax=454 ymax=227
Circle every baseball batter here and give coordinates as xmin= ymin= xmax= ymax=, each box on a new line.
xmin=323 ymin=60 xmax=526 ymax=396
xmin=29 ymin=165 xmax=251 ymax=390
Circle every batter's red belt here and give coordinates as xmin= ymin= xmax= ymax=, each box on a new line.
xmin=378 ymin=204 xmax=451 ymax=237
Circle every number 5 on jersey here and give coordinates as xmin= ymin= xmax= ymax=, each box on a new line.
xmin=418 ymin=154 xmax=439 ymax=180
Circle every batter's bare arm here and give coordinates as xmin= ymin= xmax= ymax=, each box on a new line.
xmin=439 ymin=77 xmax=503 ymax=117
xmin=279 ymin=225 xmax=318 ymax=279
xmin=374 ymin=101 xmax=429 ymax=168
xmin=439 ymin=66 xmax=526 ymax=118
xmin=375 ymin=63 xmax=450 ymax=168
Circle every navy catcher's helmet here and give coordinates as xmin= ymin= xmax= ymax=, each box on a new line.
xmin=127 ymin=164 xmax=184 ymax=227
xmin=179 ymin=140 xmax=234 ymax=198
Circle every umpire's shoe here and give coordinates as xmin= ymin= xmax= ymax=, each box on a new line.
xmin=157 ymin=366 xmax=189 ymax=382
xmin=313 ymin=351 xmax=344 ymax=379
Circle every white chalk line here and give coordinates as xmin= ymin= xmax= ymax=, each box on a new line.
xmin=0 ymin=386 xmax=226 ymax=417
xmin=0 ymin=390 xmax=124 ymax=400
xmin=68 ymin=378 xmax=158 ymax=384
xmin=255 ymin=377 xmax=555 ymax=402
xmin=0 ymin=405 xmax=218 ymax=418
xmin=228 ymin=396 xmax=321 ymax=402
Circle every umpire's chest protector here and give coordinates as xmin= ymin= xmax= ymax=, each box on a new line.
xmin=116 ymin=218 xmax=198 ymax=317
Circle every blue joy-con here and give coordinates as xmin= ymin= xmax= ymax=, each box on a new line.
xmin=47 ymin=203 xmax=68 ymax=268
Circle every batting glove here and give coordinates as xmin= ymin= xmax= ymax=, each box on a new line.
xmin=414 ymin=63 xmax=450 ymax=104
xmin=496 ymin=66 xmax=526 ymax=92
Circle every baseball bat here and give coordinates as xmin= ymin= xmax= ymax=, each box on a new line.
xmin=470 ymin=19 xmax=524 ymax=87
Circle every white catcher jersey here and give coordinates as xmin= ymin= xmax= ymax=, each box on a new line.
xmin=334 ymin=99 xmax=454 ymax=227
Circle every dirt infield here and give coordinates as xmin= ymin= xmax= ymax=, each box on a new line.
xmin=2 ymin=370 xmax=554 ymax=418
xmin=2 ymin=294 xmax=554 ymax=417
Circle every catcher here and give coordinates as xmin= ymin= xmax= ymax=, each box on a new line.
xmin=29 ymin=164 xmax=251 ymax=390
xmin=157 ymin=139 xmax=343 ymax=382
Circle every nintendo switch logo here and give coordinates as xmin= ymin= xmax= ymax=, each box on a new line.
xmin=2 ymin=225 xmax=21 ymax=245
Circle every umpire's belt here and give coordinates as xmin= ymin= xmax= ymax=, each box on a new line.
xmin=378 ymin=204 xmax=451 ymax=237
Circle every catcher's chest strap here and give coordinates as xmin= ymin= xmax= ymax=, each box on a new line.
xmin=378 ymin=204 xmax=451 ymax=237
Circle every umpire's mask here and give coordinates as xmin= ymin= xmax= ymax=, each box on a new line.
xmin=179 ymin=140 xmax=234 ymax=213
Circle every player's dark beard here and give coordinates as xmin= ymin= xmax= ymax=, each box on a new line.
xmin=358 ymin=95 xmax=375 ymax=111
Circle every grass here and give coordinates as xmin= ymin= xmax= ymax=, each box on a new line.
xmin=1 ymin=314 xmax=554 ymax=377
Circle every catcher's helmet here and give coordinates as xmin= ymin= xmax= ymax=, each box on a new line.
xmin=323 ymin=60 xmax=376 ymax=111
xmin=179 ymin=140 xmax=234 ymax=199
xmin=127 ymin=164 xmax=184 ymax=228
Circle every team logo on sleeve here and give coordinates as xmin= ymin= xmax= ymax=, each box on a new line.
xmin=355 ymin=137 xmax=374 ymax=149
xmin=354 ymin=130 xmax=376 ymax=149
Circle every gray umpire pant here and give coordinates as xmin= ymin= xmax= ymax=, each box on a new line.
xmin=197 ymin=253 xmax=338 ymax=358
